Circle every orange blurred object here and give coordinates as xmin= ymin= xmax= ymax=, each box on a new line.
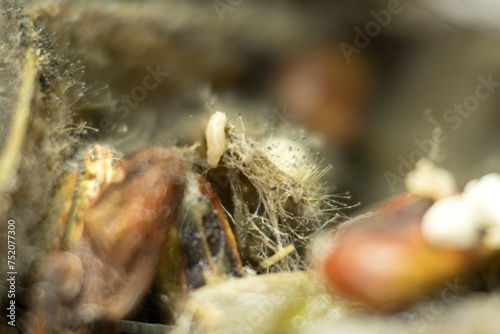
xmin=272 ymin=44 xmax=374 ymax=150
xmin=320 ymin=193 xmax=481 ymax=311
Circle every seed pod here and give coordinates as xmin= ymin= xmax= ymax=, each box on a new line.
xmin=319 ymin=193 xmax=481 ymax=311
xmin=34 ymin=146 xmax=186 ymax=331
xmin=158 ymin=172 xmax=242 ymax=320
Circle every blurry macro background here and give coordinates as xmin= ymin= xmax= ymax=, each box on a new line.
xmin=3 ymin=0 xmax=500 ymax=333
xmin=31 ymin=0 xmax=500 ymax=209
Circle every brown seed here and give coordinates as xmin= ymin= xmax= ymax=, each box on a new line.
xmin=157 ymin=172 xmax=242 ymax=320
xmin=319 ymin=193 xmax=481 ymax=311
xmin=42 ymin=251 xmax=84 ymax=303
xmin=38 ymin=146 xmax=186 ymax=329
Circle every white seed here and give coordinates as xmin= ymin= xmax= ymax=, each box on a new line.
xmin=206 ymin=111 xmax=227 ymax=168
xmin=421 ymin=172 xmax=500 ymax=250
xmin=421 ymin=195 xmax=481 ymax=250
xmin=483 ymin=225 xmax=500 ymax=250
xmin=405 ymin=158 xmax=458 ymax=200
xmin=463 ymin=173 xmax=500 ymax=228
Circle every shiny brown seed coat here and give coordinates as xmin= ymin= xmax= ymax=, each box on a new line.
xmin=39 ymin=147 xmax=186 ymax=328
xmin=321 ymin=193 xmax=481 ymax=311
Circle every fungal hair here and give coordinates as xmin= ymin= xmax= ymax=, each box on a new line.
xmin=221 ymin=118 xmax=342 ymax=271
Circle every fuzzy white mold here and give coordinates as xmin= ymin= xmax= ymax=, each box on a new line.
xmin=265 ymin=137 xmax=311 ymax=181
xmin=206 ymin=111 xmax=228 ymax=168
xmin=421 ymin=195 xmax=480 ymax=250
xmin=463 ymin=173 xmax=500 ymax=228
xmin=422 ymin=172 xmax=500 ymax=250
xmin=405 ymin=158 xmax=458 ymax=200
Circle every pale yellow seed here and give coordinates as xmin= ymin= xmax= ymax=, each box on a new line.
xmin=206 ymin=112 xmax=227 ymax=168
